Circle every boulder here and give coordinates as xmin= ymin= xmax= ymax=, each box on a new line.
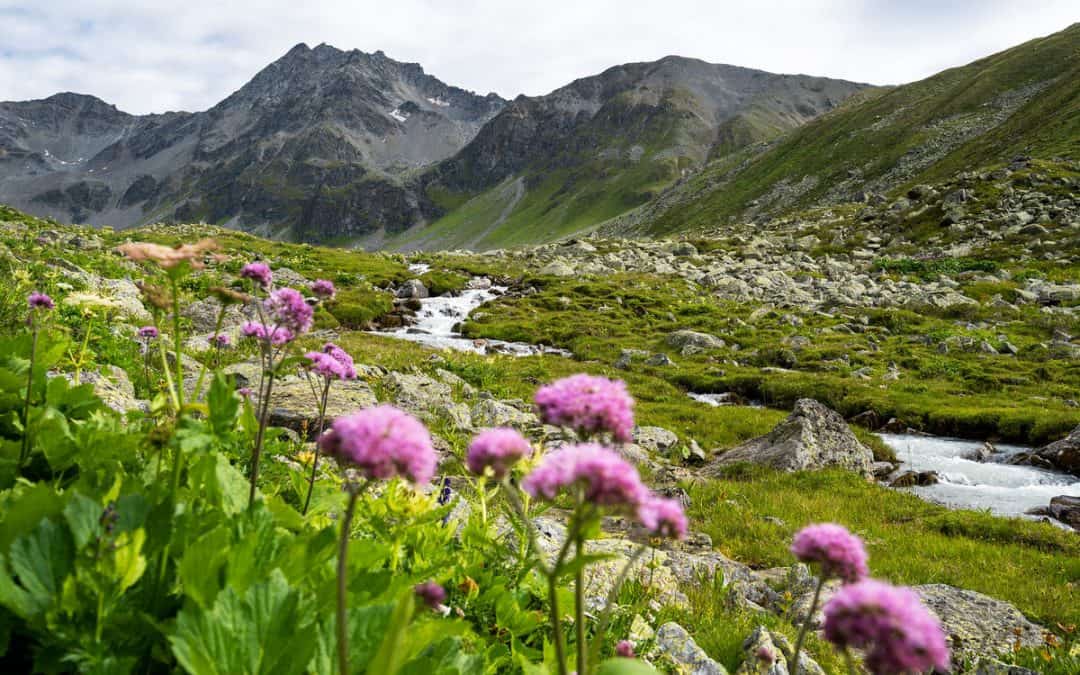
xmin=470 ymin=398 xmax=537 ymax=429
xmin=538 ymin=260 xmax=576 ymax=277
xmin=1032 ymin=424 xmax=1080 ymax=476
xmin=915 ymin=585 xmax=1045 ymax=660
xmin=655 ymin=622 xmax=729 ymax=675
xmin=381 ymin=371 xmax=453 ymax=416
xmin=1047 ymin=495 xmax=1080 ymax=529
xmin=735 ymin=625 xmax=824 ymax=675
xmin=667 ymin=330 xmax=726 ymax=353
xmin=56 ymin=366 xmax=143 ymax=414
xmin=705 ymin=399 xmax=873 ymax=478
xmin=267 ymin=377 xmax=378 ymax=437
xmin=633 ymin=426 xmax=680 ymax=454
xmin=889 ymin=470 xmax=939 ymax=487
xmin=396 ymin=279 xmax=429 ymax=299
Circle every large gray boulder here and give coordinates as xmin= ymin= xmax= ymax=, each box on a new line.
xmin=705 ymin=399 xmax=873 ymax=477
xmin=667 ymin=330 xmax=726 ymax=354
xmin=267 ymin=377 xmax=378 ymax=437
xmin=655 ymin=622 xmax=729 ymax=675
xmin=914 ymin=585 xmax=1045 ymax=660
xmin=1006 ymin=424 xmax=1080 ymax=477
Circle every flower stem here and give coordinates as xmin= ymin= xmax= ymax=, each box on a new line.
xmin=18 ymin=325 xmax=38 ymax=468
xmin=302 ymin=379 xmax=331 ymax=515
xmin=171 ymin=278 xmax=184 ymax=411
xmin=547 ymin=571 xmax=569 ymax=675
xmin=574 ymin=496 xmax=587 ymax=675
xmin=843 ymin=647 xmax=858 ymax=675
xmin=336 ymin=481 xmax=369 ymax=675
xmin=248 ymin=353 xmax=275 ymax=507
xmin=792 ymin=574 xmax=826 ymax=675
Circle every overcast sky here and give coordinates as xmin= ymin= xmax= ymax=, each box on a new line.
xmin=1 ymin=1 xmax=1076 ymax=115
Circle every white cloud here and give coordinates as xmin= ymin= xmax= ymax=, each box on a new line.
xmin=0 ymin=0 xmax=1076 ymax=114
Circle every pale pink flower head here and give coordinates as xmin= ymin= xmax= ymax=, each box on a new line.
xmin=213 ymin=333 xmax=231 ymax=348
xmin=240 ymin=321 xmax=293 ymax=346
xmin=534 ymin=374 xmax=634 ymax=442
xmin=311 ymin=279 xmax=336 ymax=300
xmin=521 ymin=443 xmax=648 ymax=508
xmin=118 ymin=239 xmax=218 ymax=270
xmin=28 ymin=292 xmax=55 ymax=310
xmin=413 ymin=581 xmax=446 ymax=610
xmin=823 ymin=580 xmax=949 ymax=675
xmin=265 ymin=287 xmax=313 ymax=335
xmin=637 ymin=496 xmax=688 ymax=540
xmin=240 ymin=262 xmax=272 ymax=289
xmin=323 ymin=343 xmax=357 ymax=380
xmin=137 ymin=325 xmax=159 ymax=340
xmin=306 ymin=351 xmax=350 ymax=380
xmin=791 ymin=523 xmax=868 ymax=584
xmin=318 ymin=405 xmax=437 ymax=485
xmin=237 ymin=387 xmax=253 ymax=399
xmin=467 ymin=428 xmax=532 ymax=479
xmin=240 ymin=321 xmax=266 ymax=340
xmin=615 ymin=641 xmax=635 ymax=658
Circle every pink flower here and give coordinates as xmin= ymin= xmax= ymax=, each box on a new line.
xmin=213 ymin=333 xmax=231 ymax=348
xmin=237 ymin=387 xmax=253 ymax=399
xmin=323 ymin=343 xmax=357 ymax=379
xmin=534 ymin=374 xmax=634 ymax=442
xmin=466 ymin=428 xmax=532 ymax=478
xmin=137 ymin=325 xmax=159 ymax=339
xmin=306 ymin=351 xmax=348 ymax=380
xmin=615 ymin=641 xmax=635 ymax=658
xmin=791 ymin=523 xmax=869 ymax=584
xmin=28 ymin=292 xmax=54 ymax=310
xmin=311 ymin=279 xmax=336 ymax=300
xmin=240 ymin=262 xmax=272 ymax=289
xmin=823 ymin=580 xmax=949 ymax=675
xmin=522 ymin=443 xmax=648 ymax=508
xmin=414 ymin=581 xmax=446 ymax=610
xmin=318 ymin=405 xmax=437 ymax=485
xmin=755 ymin=646 xmax=775 ymax=665
xmin=241 ymin=321 xmax=293 ymax=346
xmin=265 ymin=288 xmax=313 ymax=335
xmin=637 ymin=497 xmax=688 ymax=540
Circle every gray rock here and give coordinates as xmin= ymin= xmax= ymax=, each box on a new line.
xmin=889 ymin=470 xmax=939 ymax=487
xmin=539 ymin=260 xmax=576 ymax=277
xmin=396 ymin=279 xmax=429 ymax=299
xmin=633 ymin=426 xmax=680 ymax=454
xmin=655 ymin=622 xmax=729 ymax=675
xmin=1047 ymin=495 xmax=1080 ymax=529
xmin=646 ymin=352 xmax=677 ymax=367
xmin=736 ymin=625 xmax=824 ymax=675
xmin=381 ymin=371 xmax=452 ymax=416
xmin=667 ymin=330 xmax=726 ymax=353
xmin=470 ymin=398 xmax=538 ymax=429
xmin=56 ymin=365 xmax=143 ymax=414
xmin=267 ymin=377 xmax=378 ymax=437
xmin=915 ymin=584 xmax=1045 ymax=659
xmin=615 ymin=349 xmax=649 ymax=370
xmin=706 ymin=399 xmax=873 ymax=478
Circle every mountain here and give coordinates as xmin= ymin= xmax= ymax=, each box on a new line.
xmin=0 ymin=46 xmax=865 ymax=245
xmin=0 ymin=43 xmax=505 ymax=235
xmin=389 ymin=58 xmax=867 ymax=250
xmin=611 ymin=23 xmax=1080 ymax=237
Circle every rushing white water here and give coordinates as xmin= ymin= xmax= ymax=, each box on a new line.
xmin=688 ymin=392 xmax=763 ymax=408
xmin=378 ymin=275 xmax=570 ymax=357
xmin=879 ymin=433 xmax=1080 ymax=517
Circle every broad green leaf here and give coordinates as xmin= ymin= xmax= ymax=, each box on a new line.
xmin=169 ymin=569 xmax=316 ymax=675
xmin=398 ymin=637 xmax=486 ymax=675
xmin=190 ymin=453 xmax=248 ymax=515
xmin=64 ymin=492 xmax=103 ymax=549
xmin=178 ymin=526 xmax=230 ymax=610
xmin=109 ymin=529 xmax=147 ymax=593
xmin=0 ymin=482 xmax=64 ymax=554
xmin=4 ymin=519 xmax=72 ymax=617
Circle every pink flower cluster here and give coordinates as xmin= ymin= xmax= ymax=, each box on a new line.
xmin=637 ymin=496 xmax=689 ymax=539
xmin=264 ymin=287 xmax=313 ymax=335
xmin=241 ymin=321 xmax=293 ymax=346
xmin=28 ymin=292 xmax=54 ymax=310
xmin=790 ymin=523 xmax=869 ymax=583
xmin=413 ymin=581 xmax=446 ymax=610
xmin=534 ymin=374 xmax=635 ymax=442
xmin=213 ymin=333 xmax=231 ymax=348
xmin=466 ymin=428 xmax=532 ymax=478
xmin=311 ymin=279 xmax=336 ymax=300
xmin=138 ymin=325 xmax=159 ymax=340
xmin=823 ymin=580 xmax=949 ymax=674
xmin=306 ymin=342 xmax=357 ymax=381
xmin=522 ymin=443 xmax=649 ymax=507
xmin=240 ymin=262 xmax=272 ymax=289
xmin=318 ymin=405 xmax=437 ymax=485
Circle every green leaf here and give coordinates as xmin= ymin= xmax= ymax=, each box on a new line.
xmin=0 ymin=482 xmax=64 ymax=554
xmin=108 ymin=529 xmax=147 ymax=594
xmin=64 ymin=492 xmax=103 ymax=550
xmin=595 ymin=658 xmax=661 ymax=675
xmin=169 ymin=569 xmax=316 ymax=675
xmin=190 ymin=453 xmax=248 ymax=515
xmin=367 ymin=591 xmax=416 ymax=675
xmin=0 ymin=519 xmax=72 ymax=617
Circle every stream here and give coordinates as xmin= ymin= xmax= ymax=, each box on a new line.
xmin=376 ymin=265 xmax=571 ymax=356
xmin=879 ymin=433 xmax=1079 ymax=518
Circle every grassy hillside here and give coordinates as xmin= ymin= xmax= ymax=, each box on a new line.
xmin=635 ymin=23 xmax=1080 ymax=236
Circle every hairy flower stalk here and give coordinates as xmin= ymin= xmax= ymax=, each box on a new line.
xmin=319 ymin=406 xmax=436 ymax=675
xmin=19 ymin=293 xmax=53 ymax=468
xmin=789 ymin=523 xmax=869 ymax=673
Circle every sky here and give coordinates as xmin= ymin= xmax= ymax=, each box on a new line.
xmin=1 ymin=1 xmax=1077 ymax=115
